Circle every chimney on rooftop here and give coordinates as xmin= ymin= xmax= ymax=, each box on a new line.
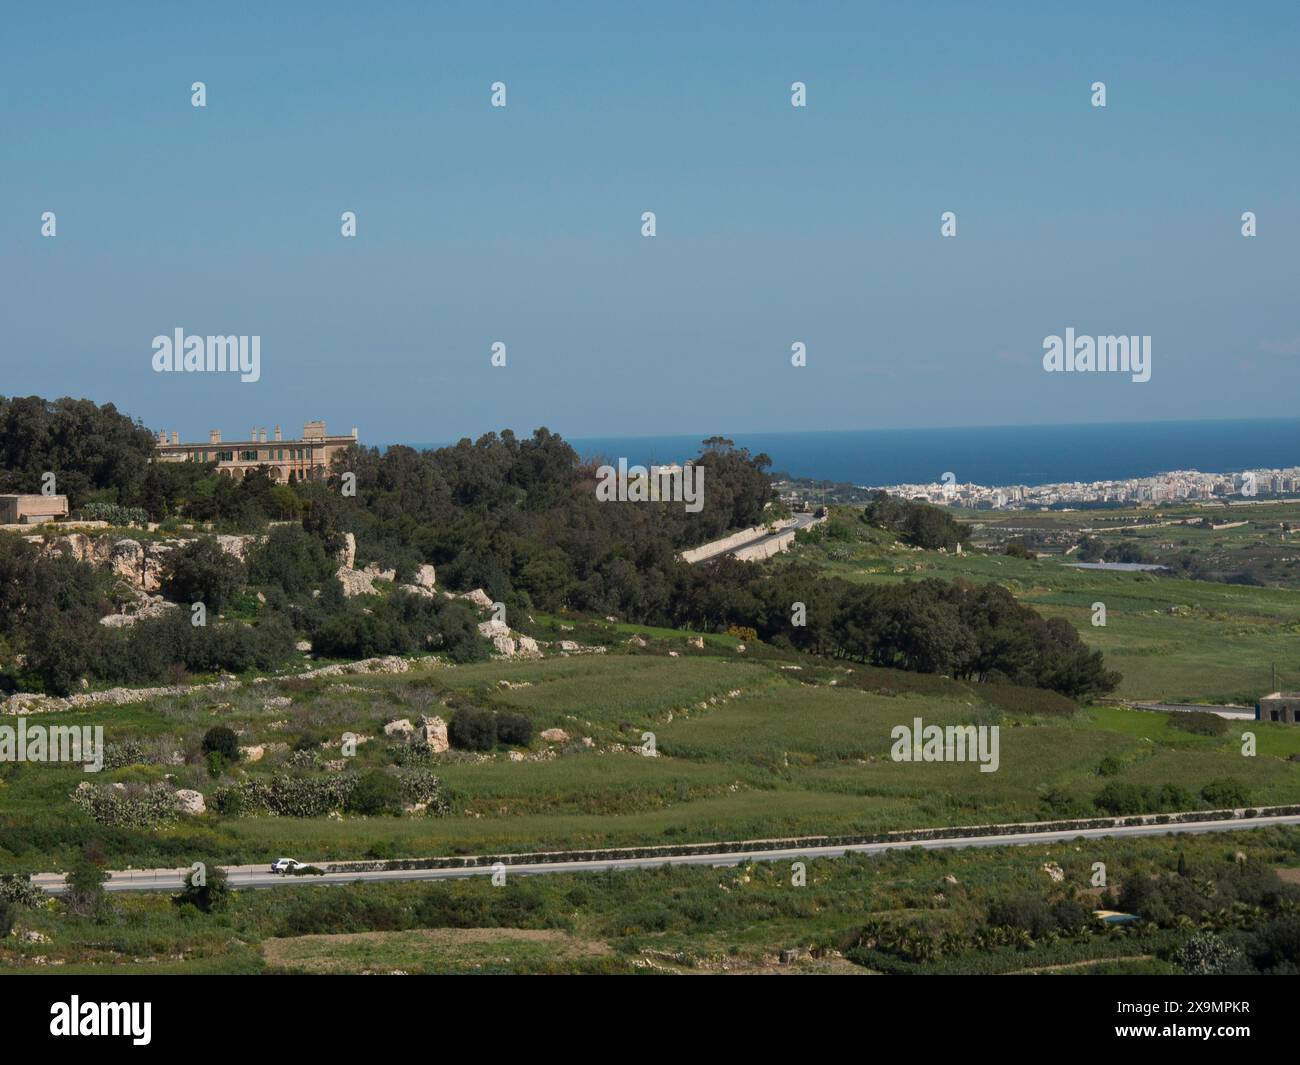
xmin=171 ymin=431 xmax=179 ymax=445
xmin=209 ymin=429 xmax=221 ymax=444
xmin=351 ymin=427 xmax=358 ymax=439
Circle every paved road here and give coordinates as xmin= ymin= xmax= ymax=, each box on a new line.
xmin=1130 ymin=701 xmax=1256 ymax=721
xmin=31 ymin=812 xmax=1300 ymax=895
xmin=688 ymin=512 xmax=821 ymax=564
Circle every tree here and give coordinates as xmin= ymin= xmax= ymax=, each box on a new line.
xmin=162 ymin=538 xmax=246 ymax=613
xmin=0 ymin=395 xmax=158 ymax=508
xmin=64 ymin=861 xmax=111 ymax=921
xmin=246 ymin=524 xmax=332 ymax=595
xmin=174 ymin=864 xmax=231 ymax=913
xmin=1172 ymin=930 xmax=1238 ymax=974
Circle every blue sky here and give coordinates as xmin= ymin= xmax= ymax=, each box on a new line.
xmin=3 ymin=1 xmax=1298 ymax=444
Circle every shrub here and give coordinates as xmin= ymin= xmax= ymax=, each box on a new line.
xmin=496 ymin=711 xmax=534 ymax=746
xmin=986 ymin=893 xmax=1056 ymax=938
xmin=201 ymin=726 xmax=240 ymax=762
xmin=78 ymin=502 xmax=149 ymax=526
xmin=450 ymin=706 xmax=497 ymax=751
xmin=213 ymin=775 xmax=355 ymax=817
xmin=398 ymin=768 xmax=452 ymax=814
xmin=69 ymin=782 xmax=177 ymax=828
xmin=1168 ymin=711 xmax=1229 ymax=737
xmin=347 ymin=770 xmax=405 ymax=816
xmin=1172 ymin=930 xmax=1238 ymax=975
xmin=0 ymin=874 xmax=46 ymax=909
xmin=1201 ymin=778 xmax=1249 ymax=808
xmin=173 ymin=864 xmax=230 ymax=913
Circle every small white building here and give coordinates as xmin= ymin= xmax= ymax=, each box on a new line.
xmin=0 ymin=494 xmax=69 ymax=525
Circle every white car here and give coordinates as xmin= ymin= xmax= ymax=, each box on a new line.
xmin=270 ymin=857 xmax=305 ymax=875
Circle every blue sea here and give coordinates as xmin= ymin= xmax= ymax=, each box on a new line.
xmin=401 ymin=418 xmax=1300 ymax=488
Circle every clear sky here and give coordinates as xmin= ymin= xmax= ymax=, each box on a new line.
xmin=4 ymin=1 xmax=1298 ymax=444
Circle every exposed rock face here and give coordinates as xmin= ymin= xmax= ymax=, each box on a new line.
xmin=298 ymin=655 xmax=410 ymax=678
xmin=687 ymin=636 xmax=705 ymax=649
xmin=478 ymin=618 xmax=510 ymax=639
xmin=336 ymin=567 xmax=377 ymax=597
xmin=34 ymin=532 xmax=257 ymax=594
xmin=99 ymin=596 xmax=180 ymax=627
xmin=515 ymin=635 xmax=541 ymax=657
xmin=336 ymin=532 xmax=357 ymax=569
xmin=215 ymin=534 xmax=257 ymax=561
xmin=414 ymin=715 xmax=449 ymax=754
xmin=174 ymin=789 xmax=206 ymax=815
xmin=1042 ymin=861 xmax=1065 ymax=883
xmin=507 ymin=750 xmax=526 ymax=762
xmin=492 ymin=635 xmax=517 ymax=656
xmin=540 ymin=728 xmax=569 ymax=743
xmin=398 ymin=583 xmax=436 ymax=598
xmin=414 ymin=564 xmax=436 ymax=589
xmin=3 ymin=655 xmax=415 ymax=716
xmin=240 ymin=745 xmax=265 ymax=763
xmin=384 ymin=719 xmax=415 ymax=739
xmin=336 ymin=558 xmax=397 ymax=597
xmin=459 ymin=588 xmax=494 ymax=610
xmin=558 ymin=640 xmax=579 ymax=652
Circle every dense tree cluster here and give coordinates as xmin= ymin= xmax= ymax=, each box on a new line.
xmin=0 ymin=398 xmax=1119 ymax=699
xmin=655 ymin=564 xmax=1118 ymax=698
xmin=0 ymin=396 xmax=158 ymax=509
xmin=862 ymin=491 xmax=970 ymax=550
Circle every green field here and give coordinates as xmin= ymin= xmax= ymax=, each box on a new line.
xmin=802 ymin=525 xmax=1300 ymax=703
xmin=4 ymin=640 xmax=1300 ymax=873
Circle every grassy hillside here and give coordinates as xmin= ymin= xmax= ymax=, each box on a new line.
xmin=800 ymin=518 xmax=1300 ymax=703
xmin=4 ymin=643 xmax=1299 ymax=872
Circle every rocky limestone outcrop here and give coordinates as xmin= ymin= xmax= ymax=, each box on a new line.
xmin=384 ymin=718 xmax=415 ymax=739
xmin=174 ymin=789 xmax=206 ymax=815
xmin=414 ymin=564 xmax=436 ymax=589
xmin=99 ymin=595 xmax=179 ymax=627
xmin=3 ymin=655 xmax=418 ymax=716
xmin=31 ymin=532 xmax=257 ymax=593
xmin=414 ymin=715 xmax=449 ymax=753
xmin=336 ymin=567 xmax=378 ymax=597
xmin=540 ymin=728 xmax=569 ymax=743
xmin=335 ymin=558 xmax=397 ymax=597
xmin=336 ymin=532 xmax=357 ymax=569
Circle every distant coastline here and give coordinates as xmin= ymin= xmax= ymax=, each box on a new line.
xmin=395 ymin=417 xmax=1300 ymax=491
